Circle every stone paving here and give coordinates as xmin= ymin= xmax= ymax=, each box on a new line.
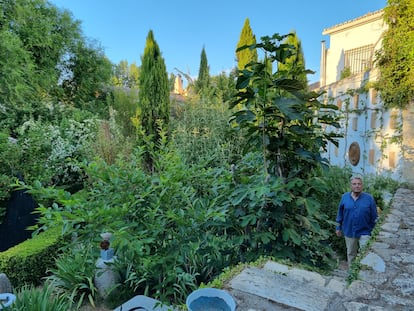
xmin=350 ymin=187 xmax=414 ymax=310
xmin=227 ymin=188 xmax=414 ymax=310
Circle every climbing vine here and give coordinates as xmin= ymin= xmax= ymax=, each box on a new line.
xmin=375 ymin=0 xmax=414 ymax=108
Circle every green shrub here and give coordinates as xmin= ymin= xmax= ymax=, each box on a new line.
xmin=0 ymin=226 xmax=63 ymax=288
xmin=15 ymin=118 xmax=98 ymax=188
xmin=11 ymin=283 xmax=77 ymax=311
xmin=0 ymin=174 xmax=14 ymax=224
xmin=316 ymin=166 xmax=352 ymax=259
xmin=0 ymin=131 xmax=21 ymax=219
xmin=46 ymin=244 xmax=98 ymax=308
xmin=27 ymin=148 xmax=235 ymax=305
xmin=340 ymin=67 xmax=351 ymax=79
xmin=364 ymin=174 xmax=400 ymax=211
xmin=170 ymin=101 xmax=244 ymax=167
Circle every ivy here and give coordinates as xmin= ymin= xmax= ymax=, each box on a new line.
xmin=376 ymin=0 xmax=414 ymax=108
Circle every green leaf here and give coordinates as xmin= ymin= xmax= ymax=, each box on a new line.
xmin=230 ymin=188 xmax=249 ymax=205
xmin=236 ymin=74 xmax=251 ymax=89
xmin=272 ymin=97 xmax=304 ymax=121
xmin=231 ymin=109 xmax=257 ymax=124
xmin=282 ymin=228 xmax=302 ymax=245
xmin=240 ymin=214 xmax=257 ymax=227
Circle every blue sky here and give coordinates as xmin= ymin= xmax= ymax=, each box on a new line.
xmin=49 ymin=0 xmax=387 ymax=84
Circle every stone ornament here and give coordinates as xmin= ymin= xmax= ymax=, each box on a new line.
xmin=349 ymin=142 xmax=361 ymax=166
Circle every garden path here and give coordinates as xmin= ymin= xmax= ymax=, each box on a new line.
xmin=226 ymin=187 xmax=414 ymax=310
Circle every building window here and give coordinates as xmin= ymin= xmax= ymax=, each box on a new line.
xmin=344 ymin=44 xmax=373 ymax=75
xmin=389 ymin=151 xmax=396 ymax=168
xmin=369 ymin=149 xmax=375 ymax=165
xmin=371 ymin=111 xmax=377 ymax=129
xmin=390 ymin=111 xmax=398 ymax=129
xmin=371 ymin=89 xmax=378 ymax=105
xmin=353 ymin=94 xmax=359 ymax=109
xmin=352 ymin=117 xmax=358 ymax=131
xmin=337 ymin=99 xmax=342 ymax=110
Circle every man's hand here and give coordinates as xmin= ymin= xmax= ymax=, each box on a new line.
xmin=336 ymin=230 xmax=342 ymax=237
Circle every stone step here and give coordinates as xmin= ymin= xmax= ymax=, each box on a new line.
xmin=229 ymin=266 xmax=340 ymax=311
xmin=331 ymin=269 xmax=349 ymax=279
xmin=263 ymin=261 xmax=347 ymax=295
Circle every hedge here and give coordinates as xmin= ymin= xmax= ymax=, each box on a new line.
xmin=0 ymin=226 xmax=63 ymax=288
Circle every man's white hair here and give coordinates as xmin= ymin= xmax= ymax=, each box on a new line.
xmin=350 ymin=174 xmax=363 ymax=182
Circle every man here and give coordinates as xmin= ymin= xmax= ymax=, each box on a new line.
xmin=336 ymin=174 xmax=378 ymax=268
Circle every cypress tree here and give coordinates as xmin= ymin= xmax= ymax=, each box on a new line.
xmin=236 ymin=18 xmax=258 ymax=71
xmin=137 ymin=30 xmax=170 ymax=167
xmin=196 ymin=46 xmax=210 ymax=94
xmin=278 ymin=31 xmax=308 ymax=87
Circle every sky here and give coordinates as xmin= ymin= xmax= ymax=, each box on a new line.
xmin=49 ymin=0 xmax=387 ymax=84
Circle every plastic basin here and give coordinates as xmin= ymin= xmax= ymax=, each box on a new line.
xmin=0 ymin=293 xmax=16 ymax=309
xmin=186 ymin=288 xmax=236 ymax=311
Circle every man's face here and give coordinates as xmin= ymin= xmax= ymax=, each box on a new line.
xmin=351 ymin=178 xmax=363 ymax=194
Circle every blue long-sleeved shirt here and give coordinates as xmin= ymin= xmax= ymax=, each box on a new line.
xmin=336 ymin=192 xmax=378 ymax=238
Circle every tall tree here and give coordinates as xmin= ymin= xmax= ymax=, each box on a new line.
xmin=136 ymin=30 xmax=170 ymax=168
xmin=277 ymin=31 xmax=308 ymax=87
xmin=128 ymin=63 xmax=140 ymax=89
xmin=60 ymin=39 xmax=112 ymax=115
xmin=231 ymin=33 xmax=340 ymax=180
xmin=376 ymin=0 xmax=414 ymax=108
xmin=0 ymin=28 xmax=35 ymax=130
xmin=236 ymin=18 xmax=258 ymax=71
xmin=111 ymin=60 xmax=140 ymax=89
xmin=210 ymin=69 xmax=237 ymax=103
xmin=230 ymin=33 xmax=341 ymax=265
xmin=0 ymin=0 xmax=113 ymax=129
xmin=195 ymin=46 xmax=210 ymax=95
xmin=0 ymin=0 xmax=80 ymax=130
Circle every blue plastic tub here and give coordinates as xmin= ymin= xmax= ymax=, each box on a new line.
xmin=0 ymin=293 xmax=16 ymax=309
xmin=186 ymin=288 xmax=236 ymax=311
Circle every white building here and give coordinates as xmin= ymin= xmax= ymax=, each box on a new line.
xmin=318 ymin=9 xmax=414 ymax=183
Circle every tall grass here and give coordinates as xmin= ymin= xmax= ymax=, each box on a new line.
xmin=170 ymin=101 xmax=244 ymax=168
xmin=11 ymin=284 xmax=76 ymax=311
